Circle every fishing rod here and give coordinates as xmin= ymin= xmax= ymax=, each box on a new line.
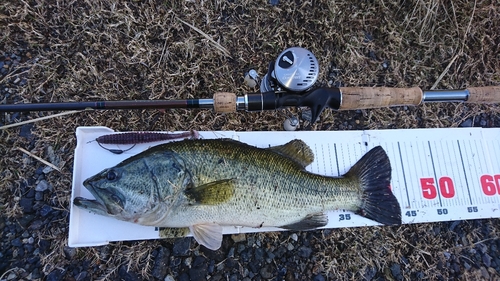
xmin=1 ymin=47 xmax=499 ymax=125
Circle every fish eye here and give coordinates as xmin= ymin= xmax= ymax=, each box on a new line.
xmin=107 ymin=170 xmax=118 ymax=181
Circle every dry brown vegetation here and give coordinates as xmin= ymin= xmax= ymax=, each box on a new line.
xmin=1 ymin=0 xmax=499 ymax=280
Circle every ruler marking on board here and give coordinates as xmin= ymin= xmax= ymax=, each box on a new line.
xmin=405 ymin=142 xmax=417 ymax=209
xmin=428 ymin=141 xmax=443 ymax=207
xmin=334 ymin=143 xmax=340 ymax=176
xmin=451 ymin=140 xmax=466 ymax=206
xmin=327 ymin=144 xmax=334 ymax=176
xmin=314 ymin=144 xmax=320 ymax=174
xmin=397 ymin=142 xmax=411 ymax=209
xmin=321 ymin=143 xmax=330 ymax=175
xmin=416 ymin=142 xmax=426 ymax=209
xmin=473 ymin=139 xmax=487 ymax=205
xmin=457 ymin=140 xmax=473 ymax=205
xmin=463 ymin=139 xmax=478 ymax=205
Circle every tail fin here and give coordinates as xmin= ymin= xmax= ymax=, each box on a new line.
xmin=345 ymin=146 xmax=401 ymax=225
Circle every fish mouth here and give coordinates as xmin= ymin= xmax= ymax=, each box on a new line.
xmin=73 ymin=180 xmax=124 ymax=216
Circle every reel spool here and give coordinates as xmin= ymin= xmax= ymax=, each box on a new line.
xmin=260 ymin=47 xmax=320 ymax=93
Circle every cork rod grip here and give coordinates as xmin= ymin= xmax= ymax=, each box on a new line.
xmin=339 ymin=87 xmax=423 ymax=110
xmin=213 ymin=92 xmax=237 ymax=113
xmin=467 ymin=86 xmax=500 ymax=103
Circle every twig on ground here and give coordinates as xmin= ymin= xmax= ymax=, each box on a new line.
xmin=15 ymin=147 xmax=62 ymax=172
xmin=177 ymin=18 xmax=231 ymax=58
xmin=0 ymin=110 xmax=85 ymax=130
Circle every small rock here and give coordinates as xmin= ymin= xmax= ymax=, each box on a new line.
xmin=170 ymin=257 xmax=181 ymax=267
xmin=313 ymin=274 xmax=326 ymax=281
xmin=237 ymin=243 xmax=246 ymax=254
xmin=35 ymin=180 xmax=50 ymax=192
xmin=260 ymin=264 xmax=274 ymax=279
xmin=459 ymin=119 xmax=473 ymax=127
xmin=172 ymin=238 xmax=191 ymax=256
xmin=40 ymin=205 xmax=53 ymax=217
xmin=480 ymin=266 xmax=490 ymax=279
xmin=46 ymin=269 xmax=64 ymax=281
xmin=75 ymin=271 xmax=88 ymax=281
xmin=290 ymin=233 xmax=298 ymax=241
xmin=42 ymin=166 xmax=54 ymax=174
xmin=63 ymin=246 xmax=76 ymax=259
xmin=287 ymin=243 xmax=294 ymax=251
xmin=208 ymin=260 xmax=215 ymax=273
xmin=189 ymin=256 xmax=208 ymax=280
xmin=30 ymin=268 xmax=42 ymax=279
xmin=152 ymin=247 xmax=170 ymax=279
xmin=449 ymin=220 xmax=461 ymax=231
xmin=17 ymin=214 xmax=35 ymax=228
xmin=178 ymin=272 xmax=189 ymax=281
xmin=6 ymin=272 xmax=17 ymax=281
xmin=483 ymin=253 xmax=492 ymax=267
xmin=248 ymin=261 xmax=259 ymax=273
xmin=231 ymin=233 xmax=246 ymax=243
xmin=35 ymin=191 xmax=44 ymax=201
xmin=390 ymin=263 xmax=403 ymax=281
xmin=11 ymin=238 xmax=23 ymax=247
xmin=28 ymin=220 xmax=44 ymax=230
xmin=364 ymin=267 xmax=377 ymax=280
xmin=227 ymin=247 xmax=235 ymax=258
xmin=297 ymin=246 xmax=312 ymax=258
xmin=118 ymin=265 xmax=140 ymax=281
xmin=164 ymin=275 xmax=176 ymax=281
xmin=254 ymin=248 xmax=264 ymax=261
xmin=19 ymin=124 xmax=34 ymax=139
xmin=19 ymin=197 xmax=34 ymax=213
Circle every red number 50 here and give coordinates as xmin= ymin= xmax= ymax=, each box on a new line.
xmin=420 ymin=177 xmax=455 ymax=199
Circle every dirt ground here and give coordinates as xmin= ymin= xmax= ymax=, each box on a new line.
xmin=1 ymin=0 xmax=500 ymax=280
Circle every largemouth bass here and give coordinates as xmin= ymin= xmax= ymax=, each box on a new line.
xmin=74 ymin=139 xmax=401 ymax=250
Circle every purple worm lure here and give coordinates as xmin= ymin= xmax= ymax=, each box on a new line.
xmin=90 ymin=130 xmax=199 ymax=154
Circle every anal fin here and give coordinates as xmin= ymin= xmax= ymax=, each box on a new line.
xmin=279 ymin=212 xmax=328 ymax=230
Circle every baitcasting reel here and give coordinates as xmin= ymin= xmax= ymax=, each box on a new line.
xmin=244 ymin=47 xmax=325 ymax=130
xmin=259 ymin=47 xmax=320 ymax=93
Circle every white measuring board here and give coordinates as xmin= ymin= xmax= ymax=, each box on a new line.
xmin=69 ymin=126 xmax=500 ymax=247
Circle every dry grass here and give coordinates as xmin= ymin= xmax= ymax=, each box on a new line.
xmin=1 ymin=0 xmax=499 ymax=280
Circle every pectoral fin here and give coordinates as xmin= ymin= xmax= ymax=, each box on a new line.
xmin=279 ymin=212 xmax=328 ymax=230
xmin=268 ymin=140 xmax=314 ymax=168
xmin=190 ymin=224 xmax=223 ymax=250
xmin=184 ymin=179 xmax=235 ymax=205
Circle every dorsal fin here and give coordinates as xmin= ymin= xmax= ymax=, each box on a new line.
xmin=268 ymin=139 xmax=314 ymax=168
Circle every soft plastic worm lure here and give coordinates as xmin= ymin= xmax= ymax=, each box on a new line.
xmin=90 ymin=130 xmax=199 ymax=154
